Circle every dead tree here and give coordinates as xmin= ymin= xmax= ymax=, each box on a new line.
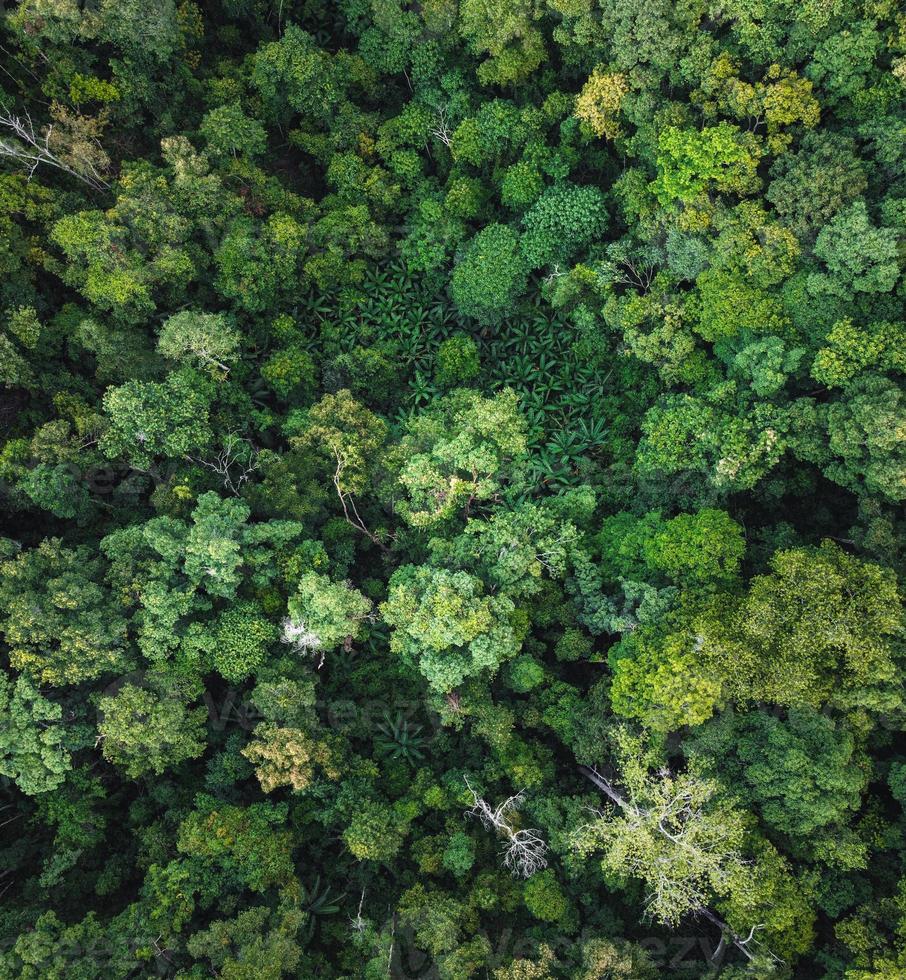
xmin=464 ymin=778 xmax=548 ymax=878
xmin=280 ymin=616 xmax=325 ymax=668
xmin=187 ymin=433 xmax=259 ymax=496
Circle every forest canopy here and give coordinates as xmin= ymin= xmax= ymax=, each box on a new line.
xmin=0 ymin=1 xmax=904 ymax=977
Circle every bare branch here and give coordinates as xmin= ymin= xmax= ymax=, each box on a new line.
xmin=429 ymin=104 xmax=453 ymax=147
xmin=0 ymin=101 xmax=109 ymax=191
xmin=332 ymin=450 xmax=390 ymax=553
xmin=187 ymin=433 xmax=259 ymax=496
xmin=464 ymin=778 xmax=549 ymax=878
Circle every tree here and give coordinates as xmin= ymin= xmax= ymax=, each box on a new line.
xmin=100 ymin=366 xmax=215 ymax=468
xmin=101 ymin=493 xmax=303 ymax=663
xmin=396 ymin=882 xmax=475 ymax=962
xmin=635 ymin=393 xmax=788 ymax=493
xmin=157 ymin=310 xmax=241 ymax=375
xmin=458 ymin=0 xmax=546 ymax=86
xmin=811 ymin=319 xmax=906 ymax=389
xmin=96 ymin=676 xmax=207 ymax=777
xmin=210 ymin=601 xmax=277 ymax=682
xmin=435 ymin=333 xmax=480 ymax=387
xmin=392 ymin=388 xmax=530 ymax=528
xmin=703 ymin=542 xmax=903 ymax=713
xmin=48 ymin=138 xmax=230 ymax=322
xmin=808 ymin=199 xmax=900 ymax=297
xmin=450 ymin=224 xmax=528 ymax=324
xmin=822 ymin=375 xmax=906 ymax=500
xmin=597 ymin=508 xmax=745 ymax=589
xmin=176 ymin=798 xmax=295 ymax=892
xmin=0 ymin=672 xmax=71 ymax=795
xmin=343 ymin=798 xmax=410 ymax=862
xmin=292 ymin=389 xmax=388 ymax=497
xmin=242 ymin=723 xmax=338 ymax=793
xmin=282 ymin=572 xmax=372 ymax=668
xmin=252 ymin=24 xmax=349 ymax=125
xmin=805 ymin=22 xmax=880 ymax=106
xmin=687 ymin=707 xmax=868 ymax=836
xmin=0 ymin=538 xmax=130 ymax=686
xmin=608 ymin=622 xmax=725 ymax=731
xmin=520 ymin=182 xmax=607 ymax=269
xmin=199 ymin=103 xmax=267 ymax=162
xmin=0 ymin=99 xmax=110 ymax=191
xmin=214 ymin=212 xmax=309 ymax=313
xmin=611 ymin=541 xmax=905 ymax=730
xmin=766 ymin=132 xmax=867 ymax=239
xmin=573 ymin=937 xmax=657 ymax=980
xmin=492 ymin=944 xmax=560 ymax=979
xmin=573 ymin=729 xmax=801 ymax=963
xmin=572 ymin=731 xmax=749 ymax=928
xmin=465 ymin=780 xmax=548 ymax=878
xmin=0 ymin=909 xmax=139 ymax=980
xmin=185 ymin=904 xmax=305 ymax=978
xmin=432 ymin=498 xmax=579 ymax=599
xmin=651 ymin=124 xmax=762 ymax=205
xmin=574 ymin=69 xmax=628 ymax=140
xmin=382 ymin=564 xmax=522 ymax=692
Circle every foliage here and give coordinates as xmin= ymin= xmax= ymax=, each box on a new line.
xmin=574 ymin=69 xmax=628 ymax=140
xmin=96 ymin=677 xmax=207 ymax=777
xmin=382 ymin=564 xmax=521 ymax=692
xmin=0 ymin=673 xmax=71 ymax=795
xmin=1 ymin=4 xmax=905 ymax=976
xmin=450 ymin=224 xmax=528 ymax=324
xmin=688 ymin=707 xmax=868 ymax=836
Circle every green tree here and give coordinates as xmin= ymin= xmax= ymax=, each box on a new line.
xmin=450 ymin=224 xmax=528 ymax=324
xmin=704 ymin=542 xmax=903 ymax=713
xmin=185 ymin=904 xmax=305 ymax=978
xmin=520 ymin=182 xmax=607 ymax=269
xmin=435 ymin=333 xmax=480 ymax=387
xmin=0 ymin=539 xmax=130 ymax=686
xmin=0 ymin=672 xmax=71 ymax=795
xmin=458 ymin=0 xmax=546 ymax=86
xmin=766 ymin=133 xmax=867 ymax=239
xmin=572 ymin=729 xmax=750 ymax=927
xmin=382 ymin=565 xmax=522 ymax=692
xmin=688 ymin=707 xmax=868 ymax=836
xmin=392 ymin=388 xmax=530 ymax=528
xmin=252 ymin=24 xmax=350 ymax=125
xmin=282 ymin=572 xmax=372 ymax=666
xmin=292 ymin=389 xmax=388 ymax=496
xmin=344 ymin=798 xmax=411 ymax=862
xmin=808 ymin=200 xmax=900 ymax=297
xmin=214 ymin=213 xmax=309 ymax=313
xmin=176 ymin=798 xmax=295 ymax=892
xmin=822 ymin=375 xmax=906 ymax=500
xmin=100 ymin=366 xmax=215 ymax=468
xmin=651 ymin=123 xmax=762 ymax=205
xmin=574 ymin=729 xmax=811 ymax=958
xmin=199 ymin=103 xmax=267 ymax=161
xmin=157 ymin=311 xmax=241 ymax=375
xmin=96 ymin=676 xmax=207 ymax=777
xmin=210 ymin=601 xmax=277 ymax=682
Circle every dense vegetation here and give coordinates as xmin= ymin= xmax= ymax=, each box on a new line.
xmin=0 ymin=1 xmax=904 ymax=977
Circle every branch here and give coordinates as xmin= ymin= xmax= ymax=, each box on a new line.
xmin=0 ymin=102 xmax=109 ymax=191
xmin=332 ymin=450 xmax=390 ymax=553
